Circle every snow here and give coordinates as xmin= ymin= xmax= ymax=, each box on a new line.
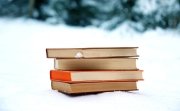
xmin=0 ymin=18 xmax=180 ymax=111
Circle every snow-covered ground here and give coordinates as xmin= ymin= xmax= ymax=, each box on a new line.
xmin=0 ymin=18 xmax=180 ymax=111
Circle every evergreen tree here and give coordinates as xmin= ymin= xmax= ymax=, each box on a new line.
xmin=30 ymin=0 xmax=50 ymax=20
xmin=0 ymin=0 xmax=179 ymax=31
xmin=0 ymin=0 xmax=28 ymax=17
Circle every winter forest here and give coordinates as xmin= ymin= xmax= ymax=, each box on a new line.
xmin=0 ymin=0 xmax=179 ymax=31
xmin=0 ymin=0 xmax=180 ymax=111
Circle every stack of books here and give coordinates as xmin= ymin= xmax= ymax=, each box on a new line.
xmin=46 ymin=47 xmax=143 ymax=94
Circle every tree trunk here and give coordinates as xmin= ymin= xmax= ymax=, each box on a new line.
xmin=29 ymin=0 xmax=35 ymax=17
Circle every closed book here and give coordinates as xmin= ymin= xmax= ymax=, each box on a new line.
xmin=50 ymin=70 xmax=143 ymax=82
xmin=54 ymin=58 xmax=138 ymax=70
xmin=46 ymin=47 xmax=138 ymax=58
xmin=51 ymin=81 xmax=138 ymax=94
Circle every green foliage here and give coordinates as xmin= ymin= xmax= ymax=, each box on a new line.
xmin=52 ymin=0 xmax=97 ymax=26
xmin=0 ymin=0 xmax=28 ymax=17
xmin=0 ymin=0 xmax=179 ymax=31
xmin=131 ymin=0 xmax=180 ymax=31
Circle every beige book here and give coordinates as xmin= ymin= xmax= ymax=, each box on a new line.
xmin=46 ymin=47 xmax=138 ymax=58
xmin=54 ymin=58 xmax=138 ymax=70
xmin=50 ymin=70 xmax=143 ymax=82
xmin=51 ymin=81 xmax=138 ymax=94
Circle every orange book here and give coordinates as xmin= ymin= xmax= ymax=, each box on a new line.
xmin=50 ymin=70 xmax=143 ymax=83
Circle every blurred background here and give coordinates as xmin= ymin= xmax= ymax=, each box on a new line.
xmin=0 ymin=1 xmax=180 ymax=111
xmin=0 ymin=0 xmax=179 ymax=32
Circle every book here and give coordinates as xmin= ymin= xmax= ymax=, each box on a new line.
xmin=54 ymin=58 xmax=138 ymax=70
xmin=51 ymin=81 xmax=138 ymax=94
xmin=50 ymin=70 xmax=143 ymax=82
xmin=46 ymin=47 xmax=138 ymax=58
